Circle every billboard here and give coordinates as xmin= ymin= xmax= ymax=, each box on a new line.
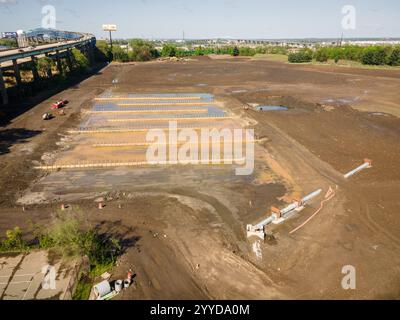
xmin=1 ymin=32 xmax=18 ymax=39
xmin=102 ymin=24 xmax=117 ymax=32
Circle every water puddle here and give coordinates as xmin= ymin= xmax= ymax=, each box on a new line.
xmin=256 ymin=106 xmax=288 ymax=111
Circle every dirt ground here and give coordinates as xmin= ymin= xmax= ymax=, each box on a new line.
xmin=1 ymin=56 xmax=400 ymax=300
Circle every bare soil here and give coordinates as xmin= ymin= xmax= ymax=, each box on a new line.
xmin=1 ymin=56 xmax=400 ymax=299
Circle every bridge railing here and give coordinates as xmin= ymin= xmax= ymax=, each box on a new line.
xmin=0 ymin=34 xmax=96 ymax=64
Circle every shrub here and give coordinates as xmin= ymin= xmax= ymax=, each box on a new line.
xmin=95 ymin=40 xmax=112 ymax=62
xmin=161 ymin=44 xmax=177 ymax=57
xmin=112 ymin=46 xmax=130 ymax=62
xmin=0 ymin=227 xmax=26 ymax=252
xmin=360 ymin=46 xmax=388 ymax=65
xmin=71 ymin=48 xmax=90 ymax=71
xmin=239 ymin=47 xmax=256 ymax=56
xmin=129 ymin=39 xmax=159 ymax=61
xmin=36 ymin=57 xmax=54 ymax=77
xmin=388 ymin=48 xmax=400 ymax=66
xmin=334 ymin=55 xmax=340 ymax=64
xmin=288 ymin=50 xmax=313 ymax=63
xmin=232 ymin=46 xmax=240 ymax=57
xmin=314 ymin=48 xmax=329 ymax=62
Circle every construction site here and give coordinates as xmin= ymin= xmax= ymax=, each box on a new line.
xmin=1 ymin=55 xmax=400 ymax=300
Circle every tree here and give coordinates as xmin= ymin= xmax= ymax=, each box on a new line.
xmin=129 ymin=39 xmax=159 ymax=61
xmin=194 ymin=46 xmax=205 ymax=56
xmin=112 ymin=46 xmax=130 ymax=62
xmin=71 ymin=48 xmax=90 ymax=71
xmin=288 ymin=49 xmax=313 ymax=63
xmin=239 ymin=47 xmax=256 ymax=56
xmin=36 ymin=57 xmax=54 ymax=77
xmin=360 ymin=46 xmax=388 ymax=65
xmin=388 ymin=48 xmax=400 ymax=66
xmin=314 ymin=48 xmax=329 ymax=62
xmin=161 ymin=44 xmax=177 ymax=57
xmin=232 ymin=46 xmax=240 ymax=57
xmin=95 ymin=40 xmax=112 ymax=62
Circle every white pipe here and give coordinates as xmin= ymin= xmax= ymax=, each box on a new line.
xmin=344 ymin=161 xmax=371 ymax=179
xmin=254 ymin=189 xmax=322 ymax=229
xmin=301 ymin=189 xmax=323 ymax=203
xmin=255 ymin=216 xmax=276 ymax=229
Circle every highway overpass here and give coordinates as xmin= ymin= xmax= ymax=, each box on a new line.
xmin=0 ymin=33 xmax=96 ymax=105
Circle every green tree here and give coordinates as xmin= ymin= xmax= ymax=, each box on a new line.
xmin=314 ymin=48 xmax=329 ymax=62
xmin=0 ymin=38 xmax=18 ymax=48
xmin=36 ymin=57 xmax=54 ymax=77
xmin=71 ymin=48 xmax=90 ymax=71
xmin=194 ymin=46 xmax=205 ymax=56
xmin=1 ymin=227 xmax=26 ymax=251
xmin=112 ymin=46 xmax=130 ymax=62
xmin=161 ymin=44 xmax=177 ymax=57
xmin=239 ymin=47 xmax=256 ymax=56
xmin=388 ymin=47 xmax=400 ymax=66
xmin=129 ymin=39 xmax=159 ymax=61
xmin=232 ymin=46 xmax=240 ymax=57
xmin=95 ymin=40 xmax=112 ymax=62
xmin=288 ymin=49 xmax=313 ymax=63
xmin=360 ymin=46 xmax=388 ymax=65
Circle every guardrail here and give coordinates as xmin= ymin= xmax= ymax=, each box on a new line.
xmin=0 ymin=34 xmax=96 ymax=64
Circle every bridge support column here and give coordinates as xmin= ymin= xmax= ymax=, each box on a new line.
xmin=56 ymin=51 xmax=63 ymax=75
xmin=12 ymin=59 xmax=22 ymax=88
xmin=86 ymin=45 xmax=95 ymax=66
xmin=66 ymin=50 xmax=73 ymax=72
xmin=45 ymin=53 xmax=53 ymax=78
xmin=46 ymin=64 xmax=53 ymax=78
xmin=0 ymin=67 xmax=8 ymax=106
xmin=31 ymin=56 xmax=40 ymax=82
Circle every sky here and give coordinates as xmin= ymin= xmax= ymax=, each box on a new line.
xmin=0 ymin=0 xmax=399 ymax=39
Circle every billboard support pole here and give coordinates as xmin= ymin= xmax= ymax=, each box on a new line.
xmin=109 ymin=30 xmax=113 ymax=50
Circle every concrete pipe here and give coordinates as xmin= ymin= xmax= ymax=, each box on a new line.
xmin=115 ymin=280 xmax=123 ymax=293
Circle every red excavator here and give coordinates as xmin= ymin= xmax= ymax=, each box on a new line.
xmin=51 ymin=100 xmax=68 ymax=110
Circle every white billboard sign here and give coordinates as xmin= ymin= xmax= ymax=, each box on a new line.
xmin=102 ymin=24 xmax=117 ymax=32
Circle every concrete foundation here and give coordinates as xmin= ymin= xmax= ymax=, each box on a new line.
xmin=31 ymin=56 xmax=40 ymax=82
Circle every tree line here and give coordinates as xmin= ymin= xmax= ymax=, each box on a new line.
xmin=289 ymin=45 xmax=400 ymax=66
xmin=96 ymin=39 xmax=290 ymax=62
xmin=96 ymin=39 xmax=400 ymax=67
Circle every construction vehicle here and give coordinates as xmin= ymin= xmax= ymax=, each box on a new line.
xmin=42 ymin=112 xmax=52 ymax=121
xmin=51 ymin=100 xmax=68 ymax=110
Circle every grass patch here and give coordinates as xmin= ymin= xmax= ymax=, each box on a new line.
xmin=314 ymin=59 xmax=400 ymax=70
xmin=73 ymin=274 xmax=93 ymax=300
xmin=253 ymin=53 xmax=288 ymax=62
